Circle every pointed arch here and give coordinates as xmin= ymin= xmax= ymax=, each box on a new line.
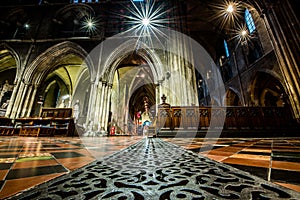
xmin=250 ymin=70 xmax=287 ymax=107
xmin=101 ymin=39 xmax=163 ymax=85
xmin=23 ymin=41 xmax=94 ymax=85
xmin=225 ymin=88 xmax=242 ymax=106
xmin=0 ymin=43 xmax=21 ymax=81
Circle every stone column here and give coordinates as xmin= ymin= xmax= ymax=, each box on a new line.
xmin=100 ymin=84 xmax=108 ymax=129
xmin=188 ymin=34 xmax=198 ymax=106
xmin=232 ymin=52 xmax=246 ymax=106
xmin=26 ymin=85 xmax=38 ymax=117
xmin=103 ymin=84 xmax=112 ymax=133
xmin=99 ymin=82 xmax=107 ymax=129
xmin=94 ymin=81 xmax=103 ymax=131
xmin=21 ymin=84 xmax=33 ymax=117
xmin=97 ymin=81 xmax=106 ymax=131
xmin=85 ymin=81 xmax=95 ymax=127
xmin=10 ymin=82 xmax=26 ymax=119
xmin=15 ymin=83 xmax=29 ymax=118
xmin=155 ymin=81 xmax=162 ymax=114
xmin=181 ymin=33 xmax=189 ymax=105
xmin=262 ymin=4 xmax=300 ymax=121
xmin=123 ymin=83 xmax=128 ymax=134
xmin=5 ymin=82 xmax=19 ymax=118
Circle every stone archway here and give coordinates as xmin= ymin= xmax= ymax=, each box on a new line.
xmin=111 ymin=54 xmax=156 ymax=135
xmin=7 ymin=41 xmax=92 ymax=119
xmin=85 ymin=39 xmax=163 ymax=134
xmin=250 ymin=72 xmax=287 ymax=107
xmin=85 ymin=27 xmax=225 ymax=135
xmin=0 ymin=44 xmax=20 ymax=117
xmin=225 ymin=89 xmax=242 ymax=106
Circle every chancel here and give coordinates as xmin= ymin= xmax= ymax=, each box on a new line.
xmin=0 ymin=0 xmax=299 ymax=199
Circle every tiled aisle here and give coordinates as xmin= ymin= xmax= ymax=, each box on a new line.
xmin=8 ymin=138 xmax=300 ymax=199
xmin=0 ymin=136 xmax=142 ymax=199
xmin=163 ymin=138 xmax=300 ymax=193
xmin=1 ymin=136 xmax=300 ymax=199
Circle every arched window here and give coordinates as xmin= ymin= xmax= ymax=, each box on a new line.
xmin=224 ymin=40 xmax=230 ymax=58
xmin=245 ymin=9 xmax=256 ymax=34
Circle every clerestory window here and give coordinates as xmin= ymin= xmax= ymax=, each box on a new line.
xmin=245 ymin=9 xmax=256 ymax=34
xmin=224 ymin=40 xmax=230 ymax=58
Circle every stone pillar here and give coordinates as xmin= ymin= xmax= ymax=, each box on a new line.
xmin=97 ymin=81 xmax=106 ymax=131
xmin=85 ymin=81 xmax=96 ymax=127
xmin=10 ymin=82 xmax=26 ymax=119
xmin=176 ymin=31 xmax=187 ymax=106
xmin=103 ymin=84 xmax=112 ymax=133
xmin=233 ymin=52 xmax=246 ymax=106
xmin=262 ymin=5 xmax=300 ymax=121
xmin=189 ymin=38 xmax=198 ymax=106
xmin=155 ymin=82 xmax=161 ymax=115
xmin=26 ymin=85 xmax=38 ymax=117
xmin=181 ymin=33 xmax=189 ymax=105
xmin=5 ymin=82 xmax=19 ymax=118
xmin=15 ymin=83 xmax=29 ymax=118
xmin=21 ymin=84 xmax=33 ymax=117
xmin=100 ymin=84 xmax=108 ymax=129
xmin=123 ymin=83 xmax=128 ymax=134
xmin=94 ymin=80 xmax=103 ymax=131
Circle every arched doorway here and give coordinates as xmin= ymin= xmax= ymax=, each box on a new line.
xmin=251 ymin=72 xmax=287 ymax=107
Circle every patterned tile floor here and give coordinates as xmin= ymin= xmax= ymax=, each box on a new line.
xmin=0 ymin=136 xmax=142 ymax=199
xmin=163 ymin=138 xmax=300 ymax=193
xmin=7 ymin=138 xmax=300 ymax=199
xmin=0 ymin=136 xmax=299 ymax=199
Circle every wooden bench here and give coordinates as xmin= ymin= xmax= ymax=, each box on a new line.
xmin=16 ymin=108 xmax=75 ymax=137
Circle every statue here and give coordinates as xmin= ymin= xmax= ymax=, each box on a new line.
xmin=0 ymin=80 xmax=13 ymax=104
xmin=58 ymin=99 xmax=66 ymax=108
xmin=1 ymin=99 xmax=9 ymax=109
xmin=73 ymin=100 xmax=80 ymax=123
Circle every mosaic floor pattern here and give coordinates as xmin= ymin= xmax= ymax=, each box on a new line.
xmin=0 ymin=136 xmax=142 ymax=199
xmin=9 ymin=138 xmax=300 ymax=200
xmin=163 ymin=138 xmax=300 ymax=192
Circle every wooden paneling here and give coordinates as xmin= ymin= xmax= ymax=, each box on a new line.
xmin=157 ymin=106 xmax=294 ymax=130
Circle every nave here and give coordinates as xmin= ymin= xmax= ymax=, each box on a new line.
xmin=0 ymin=136 xmax=299 ymax=199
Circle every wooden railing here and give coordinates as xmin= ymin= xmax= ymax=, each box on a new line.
xmin=40 ymin=107 xmax=73 ymax=118
xmin=157 ymin=106 xmax=295 ymax=130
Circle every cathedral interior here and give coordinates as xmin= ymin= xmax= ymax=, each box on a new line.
xmin=0 ymin=0 xmax=299 ymax=199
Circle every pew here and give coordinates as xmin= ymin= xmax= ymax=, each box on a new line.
xmin=15 ymin=108 xmax=75 ymax=137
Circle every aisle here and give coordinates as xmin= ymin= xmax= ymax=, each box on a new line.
xmin=10 ymin=138 xmax=300 ymax=199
